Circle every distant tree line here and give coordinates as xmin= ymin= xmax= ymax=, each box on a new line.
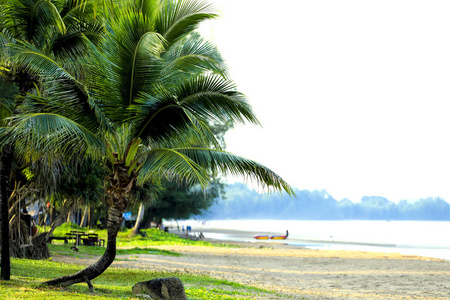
xmin=203 ymin=183 xmax=450 ymax=221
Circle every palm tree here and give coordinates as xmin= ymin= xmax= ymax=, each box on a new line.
xmin=4 ymin=0 xmax=294 ymax=289
xmin=0 ymin=0 xmax=105 ymax=278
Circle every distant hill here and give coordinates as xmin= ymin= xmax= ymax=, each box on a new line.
xmin=203 ymin=183 xmax=450 ymax=220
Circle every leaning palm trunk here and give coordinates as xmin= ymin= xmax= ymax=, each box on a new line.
xmin=44 ymin=165 xmax=133 ymax=289
xmin=43 ymin=202 xmax=124 ymax=290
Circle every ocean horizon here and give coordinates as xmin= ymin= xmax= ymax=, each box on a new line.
xmin=168 ymin=219 xmax=450 ymax=261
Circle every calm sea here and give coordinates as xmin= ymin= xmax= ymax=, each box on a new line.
xmin=172 ymin=219 xmax=450 ymax=261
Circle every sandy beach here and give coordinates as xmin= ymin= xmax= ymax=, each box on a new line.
xmin=52 ymin=229 xmax=450 ymax=300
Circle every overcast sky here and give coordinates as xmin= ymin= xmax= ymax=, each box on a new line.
xmin=200 ymin=0 xmax=450 ymax=202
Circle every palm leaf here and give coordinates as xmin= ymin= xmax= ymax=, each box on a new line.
xmin=3 ymin=113 xmax=105 ymax=160
xmin=134 ymin=0 xmax=161 ymax=21
xmin=137 ymin=148 xmax=210 ymax=187
xmin=10 ymin=0 xmax=66 ymax=47
xmin=92 ymin=10 xmax=166 ymax=120
xmin=156 ymin=0 xmax=217 ymax=45
xmin=9 ymin=41 xmax=76 ymax=81
xmin=131 ymin=75 xmax=258 ymax=143
xmin=175 ymin=148 xmax=295 ymax=196
xmin=177 ymin=75 xmax=258 ymax=124
xmin=10 ymin=42 xmax=113 ymax=133
xmin=160 ymin=34 xmax=227 ymax=81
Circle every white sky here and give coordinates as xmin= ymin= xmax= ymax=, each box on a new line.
xmin=200 ymin=0 xmax=450 ymax=202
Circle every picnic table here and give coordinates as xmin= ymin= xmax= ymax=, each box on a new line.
xmin=65 ymin=230 xmax=105 ymax=247
xmin=66 ymin=230 xmax=87 ymax=245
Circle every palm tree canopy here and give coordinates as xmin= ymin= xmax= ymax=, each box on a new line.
xmin=2 ymin=0 xmax=294 ymax=196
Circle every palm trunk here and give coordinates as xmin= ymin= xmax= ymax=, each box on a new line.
xmin=43 ymin=204 xmax=123 ymax=290
xmin=131 ymin=202 xmax=145 ymax=235
xmin=43 ymin=163 xmax=133 ymax=290
xmin=1 ymin=144 xmax=13 ymax=280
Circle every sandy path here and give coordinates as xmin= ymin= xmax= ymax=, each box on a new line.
xmin=53 ymin=242 xmax=450 ymax=299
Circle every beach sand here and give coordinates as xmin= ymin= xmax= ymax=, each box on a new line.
xmin=52 ymin=230 xmax=450 ymax=299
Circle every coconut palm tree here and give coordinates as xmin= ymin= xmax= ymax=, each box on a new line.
xmin=3 ymin=0 xmax=294 ymax=289
xmin=0 ymin=0 xmax=106 ymax=278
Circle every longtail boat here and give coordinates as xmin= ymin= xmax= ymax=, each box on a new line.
xmin=270 ymin=230 xmax=289 ymax=240
xmin=254 ymin=230 xmax=288 ymax=240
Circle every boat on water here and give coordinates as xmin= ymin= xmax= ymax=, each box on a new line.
xmin=254 ymin=230 xmax=288 ymax=240
xmin=270 ymin=230 xmax=288 ymax=240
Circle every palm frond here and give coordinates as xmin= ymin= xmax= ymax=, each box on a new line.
xmin=50 ymin=14 xmax=105 ymax=61
xmin=134 ymin=0 xmax=161 ymax=21
xmin=10 ymin=0 xmax=66 ymax=47
xmin=175 ymin=148 xmax=295 ymax=196
xmin=177 ymin=75 xmax=259 ymax=124
xmin=125 ymin=31 xmax=165 ymax=107
xmin=161 ymin=33 xmax=227 ymax=79
xmin=92 ymin=11 xmax=166 ymax=120
xmin=18 ymin=87 xmax=113 ymax=135
xmin=130 ymin=75 xmax=258 ymax=143
xmin=9 ymin=41 xmax=76 ymax=81
xmin=156 ymin=0 xmax=217 ymax=45
xmin=3 ymin=113 xmax=105 ymax=161
xmin=10 ymin=42 xmax=113 ymax=133
xmin=129 ymin=91 xmax=220 ymax=149
xmin=137 ymin=148 xmax=210 ymax=187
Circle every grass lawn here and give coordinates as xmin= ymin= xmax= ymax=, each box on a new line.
xmin=0 ymin=224 xmax=284 ymax=299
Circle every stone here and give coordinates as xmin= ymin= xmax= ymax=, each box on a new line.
xmin=132 ymin=277 xmax=188 ymax=300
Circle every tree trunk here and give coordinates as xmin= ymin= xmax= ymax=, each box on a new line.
xmin=66 ymin=211 xmax=72 ymax=223
xmin=43 ymin=205 xmax=124 ymax=290
xmin=43 ymin=158 xmax=135 ymax=290
xmin=44 ymin=199 xmax=73 ymax=242
xmin=79 ymin=206 xmax=88 ymax=228
xmin=131 ymin=202 xmax=145 ymax=236
xmin=1 ymin=144 xmax=12 ymax=280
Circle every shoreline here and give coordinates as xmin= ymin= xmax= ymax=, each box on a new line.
xmin=166 ymin=224 xmax=450 ymax=261
xmin=51 ymin=229 xmax=450 ymax=299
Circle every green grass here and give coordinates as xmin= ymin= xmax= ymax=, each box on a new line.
xmin=48 ymin=244 xmax=181 ymax=258
xmin=1 ymin=223 xmax=291 ymax=299
xmin=0 ymin=258 xmax=280 ymax=300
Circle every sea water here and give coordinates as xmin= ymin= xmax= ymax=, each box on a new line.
xmin=173 ymin=219 xmax=450 ymax=260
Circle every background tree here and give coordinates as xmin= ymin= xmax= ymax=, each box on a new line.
xmin=44 ymin=158 xmax=106 ymax=237
xmin=129 ymin=181 xmax=164 ymax=235
xmin=144 ymin=179 xmax=224 ymax=227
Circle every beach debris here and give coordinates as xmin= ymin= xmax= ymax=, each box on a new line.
xmin=132 ymin=277 xmax=187 ymax=300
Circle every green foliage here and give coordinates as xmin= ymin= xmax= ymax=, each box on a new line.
xmin=144 ymin=179 xmax=223 ymax=223
xmin=0 ymin=78 xmax=19 ymax=124
xmin=3 ymin=0 xmax=294 ymax=196
xmin=52 ymin=158 xmax=106 ymax=204
xmin=0 ymin=0 xmax=293 ymax=286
